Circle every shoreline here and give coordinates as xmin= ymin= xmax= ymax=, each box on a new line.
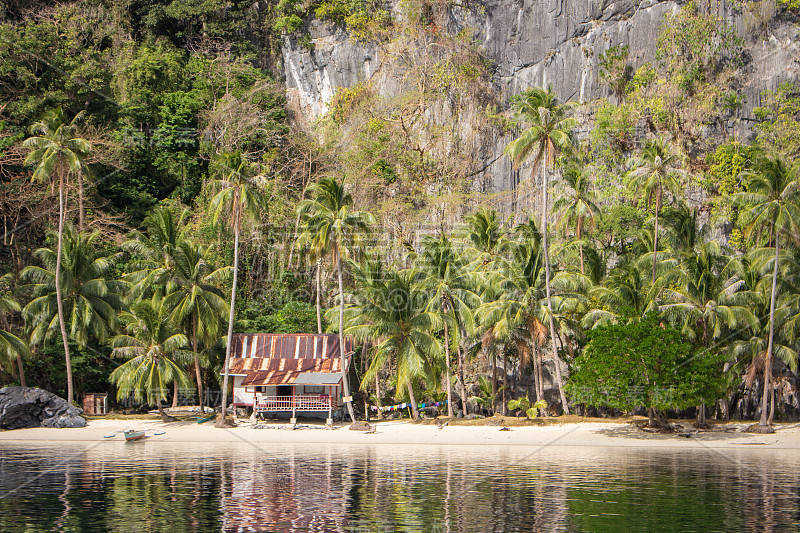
xmin=1 ymin=418 xmax=800 ymax=449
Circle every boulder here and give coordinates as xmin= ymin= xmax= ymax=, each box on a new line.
xmin=0 ymin=386 xmax=86 ymax=429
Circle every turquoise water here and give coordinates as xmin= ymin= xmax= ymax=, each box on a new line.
xmin=1 ymin=442 xmax=799 ymax=532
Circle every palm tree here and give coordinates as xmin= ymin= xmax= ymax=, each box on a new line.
xmin=626 ymin=139 xmax=685 ymax=284
xmin=734 ymin=156 xmax=800 ymax=431
xmin=22 ymin=227 xmax=124 ymax=398
xmin=660 ymin=242 xmax=758 ymax=425
xmin=419 ymin=235 xmax=479 ymax=417
xmin=207 ymin=151 xmax=265 ymax=424
xmin=505 ymin=86 xmax=576 ymax=414
xmin=110 ymin=298 xmax=195 ymax=422
xmin=552 ymin=165 xmax=601 ymax=275
xmin=22 ymin=108 xmax=92 ymax=404
xmin=346 ymin=268 xmax=445 ymax=421
xmin=464 ymin=208 xmax=508 ymax=409
xmin=123 ymin=205 xmax=191 ymax=300
xmin=297 ymin=177 xmax=375 ymax=423
xmin=163 ymin=241 xmax=229 ymax=414
xmin=582 ymin=257 xmax=663 ymax=329
xmin=0 ymin=273 xmax=29 ymax=384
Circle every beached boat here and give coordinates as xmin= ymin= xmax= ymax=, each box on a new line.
xmin=123 ymin=430 xmax=146 ymax=441
xmin=196 ymin=413 xmax=215 ymax=424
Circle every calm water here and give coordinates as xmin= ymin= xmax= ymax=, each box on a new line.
xmin=1 ymin=441 xmax=799 ymax=532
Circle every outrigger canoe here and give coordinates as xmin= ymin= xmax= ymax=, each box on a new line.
xmin=123 ymin=430 xmax=146 ymax=441
xmin=196 ymin=413 xmax=215 ymax=424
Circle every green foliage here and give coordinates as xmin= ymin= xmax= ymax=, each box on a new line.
xmin=315 ymin=0 xmax=392 ymax=40
xmin=598 ymin=45 xmax=632 ymax=99
xmin=753 ymin=82 xmax=800 ymax=159
xmin=507 ymin=396 xmax=547 ymax=419
xmin=330 ymin=83 xmax=373 ymax=124
xmin=590 ymin=102 xmax=636 ymax=160
xmin=567 ymin=314 xmax=727 ymax=411
xmin=237 ymin=300 xmax=319 ymax=333
xmin=627 ymin=63 xmax=657 ymax=94
xmin=656 ymin=2 xmax=743 ymax=94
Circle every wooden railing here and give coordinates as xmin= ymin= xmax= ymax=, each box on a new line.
xmin=254 ymin=395 xmax=333 ymax=412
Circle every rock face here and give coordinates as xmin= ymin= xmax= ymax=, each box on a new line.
xmin=0 ymin=386 xmax=86 ymax=429
xmin=281 ymin=0 xmax=800 ymax=195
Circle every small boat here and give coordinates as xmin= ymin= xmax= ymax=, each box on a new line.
xmin=123 ymin=430 xmax=146 ymax=441
xmin=196 ymin=413 xmax=215 ymax=424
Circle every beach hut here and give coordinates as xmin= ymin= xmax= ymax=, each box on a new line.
xmin=222 ymin=333 xmax=353 ymax=422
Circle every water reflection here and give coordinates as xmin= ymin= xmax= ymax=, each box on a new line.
xmin=0 ymin=442 xmax=799 ymax=532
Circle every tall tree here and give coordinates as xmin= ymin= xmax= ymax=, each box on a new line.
xmin=505 ymin=86 xmax=576 ymax=414
xmin=626 ymin=139 xmax=685 ymax=284
xmin=552 ymin=165 xmax=601 ymax=275
xmin=110 ymin=298 xmax=195 ymax=422
xmin=22 ymin=227 xmax=124 ymax=399
xmin=123 ymin=205 xmax=191 ymax=300
xmin=297 ymin=177 xmax=374 ymax=423
xmin=660 ymin=242 xmax=758 ymax=425
xmin=419 ymin=236 xmax=479 ymax=418
xmin=163 ymin=241 xmax=229 ymax=414
xmin=734 ymin=156 xmax=800 ymax=432
xmin=207 ymin=151 xmax=265 ymax=425
xmin=22 ymin=108 xmax=91 ymax=404
xmin=347 ymin=268 xmax=445 ymax=421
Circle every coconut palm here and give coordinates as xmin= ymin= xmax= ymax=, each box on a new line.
xmin=419 ymin=235 xmax=479 ymax=417
xmin=660 ymin=242 xmax=758 ymax=425
xmin=733 ymin=156 xmax=800 ymax=431
xmin=207 ymin=151 xmax=266 ymax=424
xmin=626 ymin=139 xmax=686 ymax=284
xmin=110 ymin=298 xmax=195 ymax=422
xmin=297 ymin=176 xmax=375 ymax=423
xmin=22 ymin=228 xmax=124 ymax=398
xmin=346 ymin=268 xmax=445 ymax=420
xmin=552 ymin=165 xmax=601 ymax=275
xmin=22 ymin=108 xmax=92 ymax=404
xmin=582 ymin=258 xmax=663 ymax=329
xmin=163 ymin=241 xmax=229 ymax=414
xmin=123 ymin=205 xmax=191 ymax=300
xmin=0 ymin=273 xmax=29 ymax=383
xmin=505 ymin=86 xmax=576 ymax=414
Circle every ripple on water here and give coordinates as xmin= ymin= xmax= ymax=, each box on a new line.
xmin=0 ymin=442 xmax=799 ymax=532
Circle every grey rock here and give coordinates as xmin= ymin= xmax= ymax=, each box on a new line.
xmin=280 ymin=0 xmax=800 ymax=208
xmin=0 ymin=387 xmax=86 ymax=430
xmin=464 ymin=413 xmax=485 ymax=420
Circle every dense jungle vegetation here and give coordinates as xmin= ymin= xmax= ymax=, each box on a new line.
xmin=2 ymin=0 xmax=800 ymax=430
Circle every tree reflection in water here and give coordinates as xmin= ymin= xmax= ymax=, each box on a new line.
xmin=0 ymin=444 xmax=799 ymax=532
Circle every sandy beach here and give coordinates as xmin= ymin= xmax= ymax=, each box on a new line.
xmin=2 ymin=418 xmax=800 ymax=449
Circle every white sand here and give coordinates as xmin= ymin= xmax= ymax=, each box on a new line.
xmin=1 ymin=418 xmax=800 ymax=449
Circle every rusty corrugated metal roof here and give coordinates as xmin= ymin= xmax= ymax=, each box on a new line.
xmin=226 ymin=333 xmax=352 ymax=385
xmin=240 ymin=358 xmax=341 ymax=386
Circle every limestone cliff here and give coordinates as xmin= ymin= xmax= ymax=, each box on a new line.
xmin=281 ymin=0 xmax=800 ymax=201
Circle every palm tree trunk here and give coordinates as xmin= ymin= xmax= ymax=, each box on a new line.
xmin=541 ymin=166 xmax=569 ymax=415
xmin=457 ymin=343 xmax=468 ymax=416
xmin=193 ymin=314 xmax=204 ymax=414
xmin=16 ymin=353 xmax=25 ymax=388
xmin=652 ymin=188 xmax=661 ymax=284
xmin=55 ymin=170 xmax=73 ymax=404
xmin=491 ymin=350 xmax=497 ymax=414
xmin=375 ymin=371 xmax=382 ymax=419
xmin=407 ymin=380 xmax=420 ymax=420
xmin=760 ymin=237 xmax=780 ymax=427
xmin=218 ymin=217 xmax=240 ymax=425
xmin=502 ymin=350 xmax=508 ymax=416
xmin=172 ymin=380 xmax=179 ymax=408
xmin=444 ymin=320 xmax=453 ymax=418
xmin=577 ymin=217 xmax=584 ymax=275
xmin=316 ymin=259 xmax=322 ymax=334
xmin=337 ymin=255 xmax=356 ymax=423
xmin=78 ymin=172 xmax=85 ymax=232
